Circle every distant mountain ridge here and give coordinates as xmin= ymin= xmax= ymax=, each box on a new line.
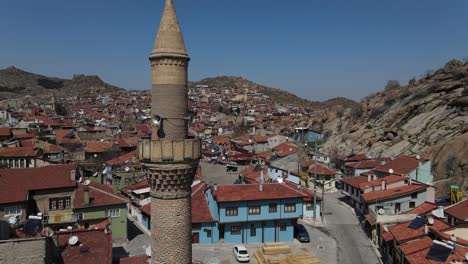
xmin=0 ymin=66 xmax=124 ymax=99
xmin=190 ymin=76 xmax=359 ymax=111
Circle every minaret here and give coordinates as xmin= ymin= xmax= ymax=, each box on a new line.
xmin=138 ymin=0 xmax=201 ymax=263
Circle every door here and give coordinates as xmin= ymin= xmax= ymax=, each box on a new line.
xmin=192 ymin=232 xmax=200 ymax=244
xmin=395 ymin=203 xmax=401 ymax=214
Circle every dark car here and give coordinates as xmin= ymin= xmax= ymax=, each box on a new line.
xmin=294 ymin=224 xmax=310 ymax=243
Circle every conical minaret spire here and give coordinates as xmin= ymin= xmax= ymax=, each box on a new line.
xmin=151 ymin=0 xmax=188 ymax=59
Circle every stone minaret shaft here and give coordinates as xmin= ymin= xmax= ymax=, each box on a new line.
xmin=138 ymin=1 xmax=201 ymax=263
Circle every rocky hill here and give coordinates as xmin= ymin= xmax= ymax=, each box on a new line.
xmin=318 ymin=59 xmax=468 ymax=194
xmin=190 ymin=76 xmax=359 ymax=111
xmin=0 ymin=66 xmax=124 ymax=99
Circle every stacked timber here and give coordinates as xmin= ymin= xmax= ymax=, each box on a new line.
xmin=262 ymin=242 xmax=291 ymax=255
xmin=285 ymin=255 xmax=320 ymax=264
xmin=254 ymin=249 xmax=267 ymax=264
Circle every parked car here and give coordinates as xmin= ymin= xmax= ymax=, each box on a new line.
xmin=233 ymin=245 xmax=250 ymax=262
xmin=294 ymin=224 xmax=310 ymax=242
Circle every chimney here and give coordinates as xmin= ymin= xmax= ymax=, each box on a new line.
xmin=70 ymin=170 xmax=76 ymax=181
xmin=259 ymin=184 xmax=263 ymax=192
xmin=381 ymin=180 xmax=386 ymax=190
xmin=367 ymin=174 xmax=371 ymax=182
xmin=260 ymin=171 xmax=264 ymax=184
xmin=84 ymin=186 xmax=90 ymax=205
xmin=424 ymin=224 xmax=429 ymax=234
xmin=451 ymin=234 xmax=457 ymax=243
xmin=372 ymin=174 xmax=377 ymax=181
xmin=213 ymin=184 xmax=218 ymax=191
xmin=409 ymin=178 xmax=412 ymax=185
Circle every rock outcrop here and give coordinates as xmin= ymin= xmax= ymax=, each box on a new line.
xmin=319 ymin=59 xmax=468 ymax=193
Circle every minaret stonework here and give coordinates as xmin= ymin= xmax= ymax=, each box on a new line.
xmin=138 ymin=0 xmax=201 ymax=263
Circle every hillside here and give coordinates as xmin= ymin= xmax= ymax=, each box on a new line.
xmin=0 ymin=66 xmax=124 ymax=99
xmin=318 ymin=59 xmax=468 ymax=194
xmin=190 ymin=76 xmax=359 ymax=111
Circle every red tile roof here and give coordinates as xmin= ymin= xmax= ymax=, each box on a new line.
xmin=56 ymin=229 xmax=112 ymax=264
xmin=120 ymin=255 xmax=150 ymax=264
xmin=307 ymin=164 xmax=336 ymax=176
xmin=345 ymin=158 xmax=389 ymax=169
xmin=55 ymin=129 xmax=81 ymax=144
xmin=117 ymin=137 xmax=139 ymax=148
xmin=85 ymin=142 xmax=115 ymax=153
xmin=358 ymin=175 xmax=407 ymax=191
xmin=121 ymin=180 xmax=149 ymax=196
xmin=388 ymin=218 xmax=450 ymax=243
xmin=74 ymin=181 xmax=128 ymax=208
xmin=407 ymin=202 xmax=438 ymax=215
xmin=192 ymin=182 xmax=214 ymax=223
xmin=105 ymin=150 xmax=137 ymax=166
xmin=141 ymin=203 xmax=151 ymax=216
xmin=0 ymin=164 xmax=77 ymax=204
xmin=339 ymin=153 xmax=369 ymax=162
xmin=0 ymin=128 xmax=11 ymax=137
xmin=211 ymin=183 xmax=309 ymax=203
xmin=399 ymin=236 xmax=432 ymax=255
xmin=14 ymin=133 xmax=36 ymax=139
xmin=239 ymin=166 xmax=268 ymax=183
xmin=374 ymin=156 xmax=429 ymax=175
xmin=361 ymin=183 xmax=428 ymax=203
xmin=340 ymin=176 xmax=369 ymax=189
xmin=272 ymin=142 xmax=298 ymax=157
xmin=0 ymin=147 xmax=37 ymax=157
xmin=444 ymin=199 xmax=468 ymax=221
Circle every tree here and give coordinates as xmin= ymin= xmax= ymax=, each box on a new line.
xmin=218 ymin=105 xmax=224 ymax=113
xmin=55 ymin=102 xmax=68 ymax=116
xmin=384 ymin=80 xmax=400 ymax=91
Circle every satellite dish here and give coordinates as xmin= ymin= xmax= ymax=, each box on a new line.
xmin=92 ymin=172 xmax=98 ymax=177
xmin=416 ymin=155 xmax=421 ymax=160
xmin=124 ymin=167 xmax=130 ymax=172
xmin=67 ymin=226 xmax=73 ymax=231
xmin=465 ymin=253 xmax=468 ymax=261
xmin=68 ymin=236 xmax=79 ymax=246
xmin=145 ymin=246 xmax=151 ymax=257
xmin=83 ymin=179 xmax=91 ymax=186
xmin=8 ymin=216 xmax=18 ymax=225
xmin=102 ymin=167 xmax=110 ymax=174
xmin=388 ymin=169 xmax=394 ymax=174
xmin=378 ymin=208 xmax=385 ymax=215
xmin=428 ymin=217 xmax=435 ymax=225
xmin=78 ymin=177 xmax=83 ymax=183
xmin=93 ymin=154 xmax=98 ymax=158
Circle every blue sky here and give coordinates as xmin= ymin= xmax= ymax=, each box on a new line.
xmin=1 ymin=0 xmax=467 ymax=101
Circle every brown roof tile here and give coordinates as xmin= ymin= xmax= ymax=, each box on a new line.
xmin=57 ymin=229 xmax=112 ymax=264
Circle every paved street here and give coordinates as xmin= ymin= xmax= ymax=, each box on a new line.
xmin=319 ymin=192 xmax=382 ymax=264
xmin=117 ymin=192 xmax=382 ymax=264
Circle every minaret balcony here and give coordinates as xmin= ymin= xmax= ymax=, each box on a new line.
xmin=138 ymin=137 xmax=201 ymax=164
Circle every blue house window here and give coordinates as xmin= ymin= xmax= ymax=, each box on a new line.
xmin=269 ymin=203 xmax=277 ymax=213
xmin=280 ymin=223 xmax=287 ymax=231
xmin=250 ymin=224 xmax=256 ymax=236
xmin=284 ymin=203 xmax=296 ymax=213
xmin=231 ymin=225 xmax=241 ymax=235
xmin=226 ymin=207 xmax=238 ymax=216
xmin=248 ymin=205 xmax=261 ymax=215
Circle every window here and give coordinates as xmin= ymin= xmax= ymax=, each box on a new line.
xmin=4 ymin=205 xmax=21 ymax=216
xmin=192 ymin=223 xmax=201 ymax=230
xmin=411 ymin=192 xmax=418 ymax=199
xmin=306 ymin=202 xmax=314 ymax=211
xmin=108 ymin=208 xmax=120 ymax=218
xmin=225 ymin=207 xmax=238 ymax=216
xmin=280 ymin=222 xmax=287 ymax=231
xmin=409 ymin=202 xmax=416 ymax=209
xmin=75 ymin=212 xmax=84 ymax=221
xmin=206 ymin=229 xmax=212 ymax=238
xmin=49 ymin=197 xmax=71 ymax=211
xmin=269 ymin=203 xmax=277 ymax=213
xmin=230 ymin=225 xmax=241 ymax=235
xmin=284 ymin=203 xmax=296 ymax=213
xmin=248 ymin=205 xmax=261 ymax=215
xmin=250 ymin=224 xmax=256 ymax=237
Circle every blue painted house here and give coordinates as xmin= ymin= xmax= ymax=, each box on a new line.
xmin=207 ymin=183 xmax=314 ymax=244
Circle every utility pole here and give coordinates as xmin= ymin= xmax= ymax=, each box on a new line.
xmin=313 ymin=140 xmax=317 ymax=221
